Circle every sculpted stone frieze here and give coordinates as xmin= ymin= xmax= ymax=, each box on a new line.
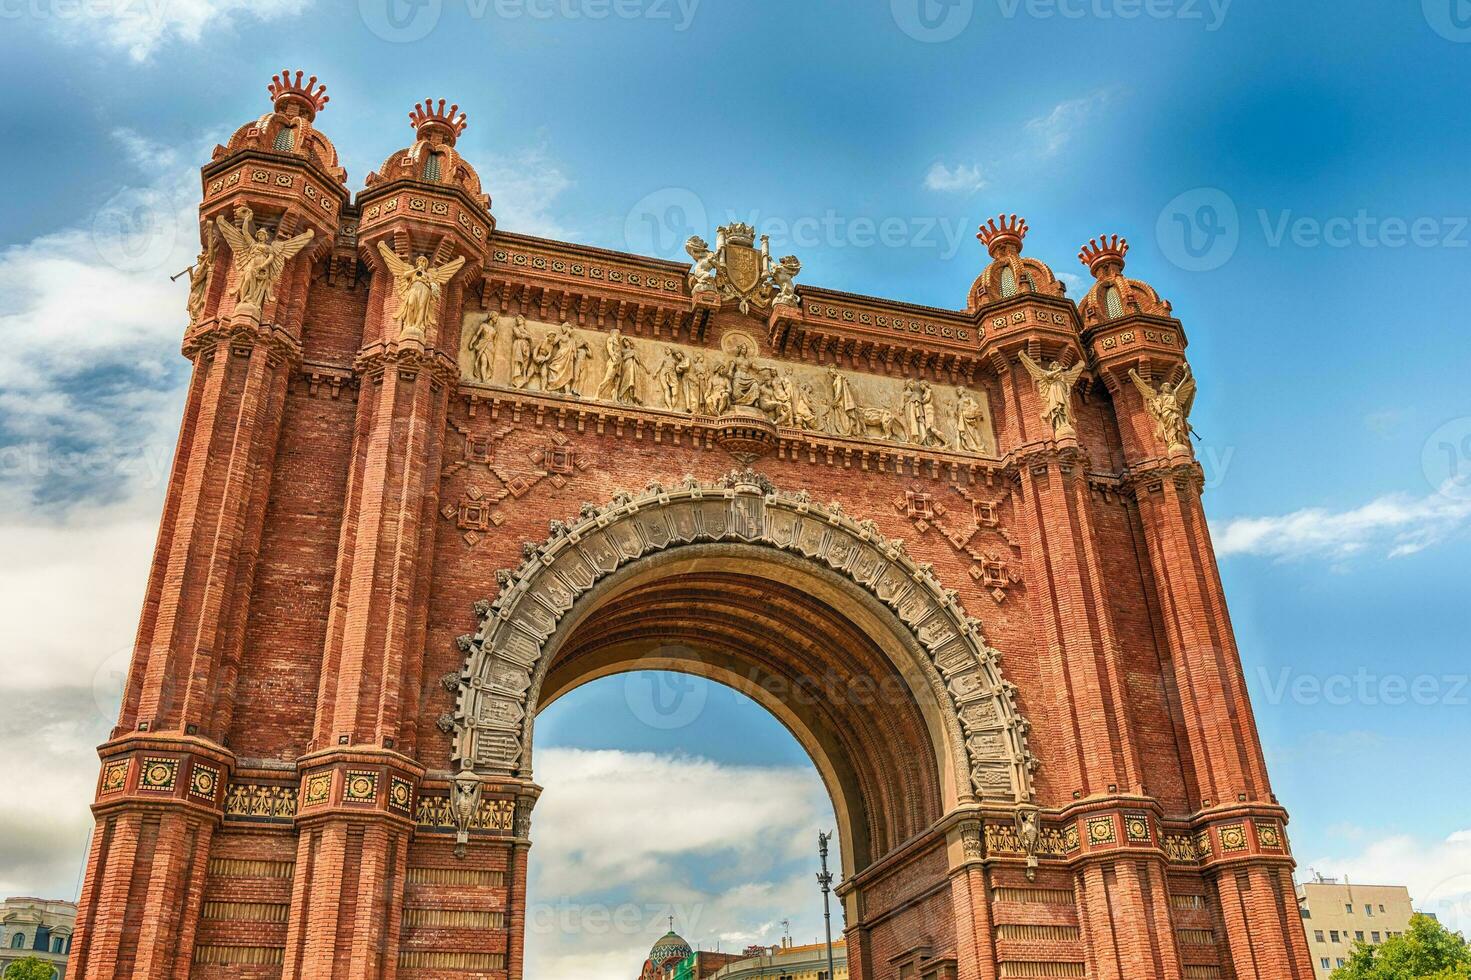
xmin=458 ymin=317 xmax=997 ymax=457
xmin=449 ymin=473 xmax=1036 ymax=806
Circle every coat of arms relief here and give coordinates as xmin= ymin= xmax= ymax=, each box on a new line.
xmin=686 ymin=222 xmax=801 ymax=314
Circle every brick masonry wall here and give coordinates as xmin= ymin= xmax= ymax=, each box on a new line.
xmin=70 ymin=114 xmax=1315 ymax=977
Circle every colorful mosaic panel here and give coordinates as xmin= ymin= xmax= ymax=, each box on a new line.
xmin=303 ymin=772 xmax=332 ymax=808
xmin=1087 ymin=816 xmax=1117 ymax=846
xmin=1219 ymin=823 xmax=1248 ymax=853
xmin=388 ymin=777 xmax=413 ymax=815
xmin=1125 ymin=813 xmax=1152 ymax=843
xmin=190 ymin=763 xmax=221 ymax=801
xmin=140 ymin=757 xmax=179 ymax=793
xmin=344 ymin=771 xmax=379 ymax=804
xmin=100 ymin=760 xmax=129 ymax=795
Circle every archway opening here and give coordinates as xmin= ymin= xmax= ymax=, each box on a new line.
xmin=516 ymin=544 xmax=962 ymax=980
xmin=454 ymin=481 xmax=1040 ymax=980
xmin=524 ymin=672 xmax=841 ymax=980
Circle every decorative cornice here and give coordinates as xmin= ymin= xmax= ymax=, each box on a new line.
xmin=355 ymin=336 xmax=460 ymax=388
xmin=182 ymin=315 xmax=304 ymax=364
xmin=202 ymin=149 xmax=351 ymax=213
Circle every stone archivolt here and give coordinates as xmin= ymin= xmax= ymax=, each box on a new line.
xmin=451 ymin=472 xmax=1036 ymax=806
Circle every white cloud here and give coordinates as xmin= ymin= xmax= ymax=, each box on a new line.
xmin=1025 ymin=89 xmax=1119 ymax=157
xmin=1308 ymin=828 xmax=1471 ymax=936
xmin=525 ymin=748 xmax=835 ymax=980
xmin=1213 ymin=484 xmax=1471 ymax=561
xmin=478 ymin=145 xmax=576 ymax=240
xmin=0 ymin=131 xmax=200 ymax=899
xmin=923 ymin=162 xmax=987 ymax=194
xmin=0 ymin=688 xmax=117 ymax=899
xmin=50 ymin=0 xmax=311 ymax=62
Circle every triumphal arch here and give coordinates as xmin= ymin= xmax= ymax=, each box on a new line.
xmin=71 ymin=73 xmax=1315 ymax=979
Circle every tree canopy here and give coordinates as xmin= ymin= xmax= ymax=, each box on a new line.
xmin=1332 ymin=914 xmax=1471 ymax=979
xmin=2 ymin=956 xmax=56 ymax=980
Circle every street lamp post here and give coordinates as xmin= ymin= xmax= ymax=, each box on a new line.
xmin=817 ymin=831 xmax=838 ymax=980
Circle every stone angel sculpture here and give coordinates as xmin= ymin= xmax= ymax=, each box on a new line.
xmin=214 ymin=206 xmax=315 ymax=315
xmin=1129 ymin=364 xmax=1197 ymax=454
xmin=1018 ymin=351 xmax=1085 ymax=439
xmin=376 ymin=241 xmax=467 ymax=340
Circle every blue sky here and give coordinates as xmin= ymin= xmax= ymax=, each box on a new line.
xmin=1 ymin=0 xmax=1470 ymax=976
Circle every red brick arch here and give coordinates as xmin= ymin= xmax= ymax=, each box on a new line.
xmin=451 ymin=472 xmax=1038 ymax=837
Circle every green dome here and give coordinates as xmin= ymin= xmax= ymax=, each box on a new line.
xmin=649 ymin=931 xmax=693 ymax=964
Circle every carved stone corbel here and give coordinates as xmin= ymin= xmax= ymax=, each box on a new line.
xmin=1015 ymin=804 xmax=1042 ymax=880
xmin=450 ymin=774 xmax=483 ymax=858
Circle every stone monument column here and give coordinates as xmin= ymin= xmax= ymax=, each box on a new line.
xmin=281 ymin=100 xmax=492 ymax=980
xmin=1080 ymin=236 xmax=1314 ymax=979
xmin=71 ymin=71 xmax=346 ymax=980
xmin=965 ymin=216 xmax=1180 ymax=979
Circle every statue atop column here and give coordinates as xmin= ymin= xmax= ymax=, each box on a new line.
xmin=214 ymin=206 xmax=315 ymax=317
xmin=376 ymin=241 xmax=467 ymax=341
xmin=1019 ymin=351 xmax=1085 ymax=439
xmin=1129 ymin=365 xmax=1197 ymax=454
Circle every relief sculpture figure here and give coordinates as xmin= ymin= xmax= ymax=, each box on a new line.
xmin=509 ymin=315 xmax=534 ymax=389
xmin=467 ymin=314 xmax=497 ymax=383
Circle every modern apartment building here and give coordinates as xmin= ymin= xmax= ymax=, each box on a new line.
xmin=1296 ymin=878 xmax=1415 ymax=978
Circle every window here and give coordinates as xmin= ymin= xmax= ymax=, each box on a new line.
xmin=1330 ymin=930 xmax=1340 ymax=942
xmin=1378 ymin=904 xmax=1386 ymax=913
xmin=1321 ymin=958 xmax=1330 ymax=970
xmin=1365 ymin=905 xmax=1373 ymax=916
xmin=1337 ymin=959 xmax=1346 ymax=968
xmin=10 ymin=933 xmax=24 ymax=948
xmin=1372 ymin=932 xmax=1380 ymax=943
xmin=1345 ymin=904 xmax=1354 ymax=914
xmin=52 ymin=936 xmax=65 ymax=953
xmin=1314 ymin=930 xmax=1325 ymax=943
xmin=1300 ymin=906 xmax=1311 ymax=918
xmin=1355 ymin=931 xmax=1364 ymax=941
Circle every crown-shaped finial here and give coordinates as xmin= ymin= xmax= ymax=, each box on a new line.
xmin=977 ymin=213 xmax=1029 ymax=257
xmin=409 ymin=99 xmax=468 ymax=144
xmin=1078 ymin=235 xmax=1129 ymax=277
xmin=718 ymin=222 xmax=757 ymax=247
xmin=268 ymin=70 xmax=329 ymax=119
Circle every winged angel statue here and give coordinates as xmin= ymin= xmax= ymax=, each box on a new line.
xmin=214 ymin=207 xmax=315 ymax=314
xmin=377 ymin=241 xmax=467 ymax=340
xmin=1018 ymin=351 xmax=1085 ymax=438
xmin=1129 ymin=365 xmax=1197 ymax=454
